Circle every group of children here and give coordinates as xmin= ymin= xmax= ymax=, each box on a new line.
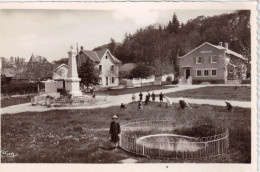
xmin=122 ymin=91 xmax=192 ymax=110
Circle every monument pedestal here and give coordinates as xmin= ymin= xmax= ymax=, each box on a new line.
xmin=65 ymin=77 xmax=82 ymax=96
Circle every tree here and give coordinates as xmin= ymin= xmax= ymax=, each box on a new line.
xmin=129 ymin=63 xmax=152 ymax=87
xmin=24 ymin=56 xmax=52 ymax=81
xmin=108 ymin=38 xmax=117 ymax=55
xmin=78 ymin=59 xmax=100 ymax=88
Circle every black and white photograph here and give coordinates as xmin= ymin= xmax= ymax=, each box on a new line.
xmin=0 ymin=2 xmax=257 ymax=172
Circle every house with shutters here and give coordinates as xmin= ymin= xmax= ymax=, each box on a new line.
xmin=178 ymin=42 xmax=247 ymax=84
xmin=77 ymin=47 xmax=121 ymax=88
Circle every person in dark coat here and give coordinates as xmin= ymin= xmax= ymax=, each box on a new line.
xmin=120 ymin=103 xmax=127 ymax=109
xmin=147 ymin=91 xmax=151 ymax=101
xmin=138 ymin=100 xmax=143 ymax=110
xmin=159 ymin=92 xmax=164 ymax=103
xmin=109 ymin=115 xmax=121 ymax=148
xmin=139 ymin=92 xmax=143 ymax=101
xmin=152 ymin=92 xmax=155 ymax=102
xmin=179 ymin=97 xmax=192 ymax=109
xmin=225 ymin=101 xmax=232 ymax=112
xmin=145 ymin=95 xmax=149 ymax=105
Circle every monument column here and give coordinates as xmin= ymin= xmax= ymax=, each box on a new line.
xmin=65 ymin=46 xmax=82 ymax=96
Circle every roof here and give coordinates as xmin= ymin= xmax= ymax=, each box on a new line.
xmin=82 ymin=50 xmax=100 ymax=62
xmin=96 ymin=49 xmax=107 ymax=59
xmin=54 ymin=63 xmax=68 ymax=71
xmin=29 ymin=54 xmax=38 ymax=63
xmin=119 ymin=63 xmax=136 ymax=72
xmin=80 ymin=48 xmax=121 ymax=64
xmin=179 ymin=42 xmax=246 ymax=60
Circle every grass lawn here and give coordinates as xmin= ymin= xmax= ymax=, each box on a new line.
xmin=1 ymin=102 xmax=250 ymax=163
xmin=166 ymin=86 xmax=251 ymax=101
xmin=96 ymin=85 xmax=176 ymax=95
xmin=1 ymin=97 xmax=31 ymax=108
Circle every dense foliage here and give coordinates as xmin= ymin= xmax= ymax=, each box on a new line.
xmin=1 ymin=82 xmax=44 ymax=95
xmin=101 ymin=11 xmax=251 ymax=77
xmin=78 ymin=60 xmax=100 ymax=88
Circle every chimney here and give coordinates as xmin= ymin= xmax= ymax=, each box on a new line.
xmin=219 ymin=42 xmax=223 ymax=47
xmin=224 ymin=43 xmax=228 ymax=49
xmin=80 ymin=46 xmax=84 ymax=51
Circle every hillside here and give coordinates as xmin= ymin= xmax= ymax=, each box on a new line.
xmin=94 ymin=10 xmax=250 ymax=77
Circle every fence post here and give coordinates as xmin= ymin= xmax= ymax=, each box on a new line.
xmin=142 ymin=143 xmax=145 ymax=155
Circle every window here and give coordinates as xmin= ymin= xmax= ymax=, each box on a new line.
xmin=212 ymin=70 xmax=217 ymax=76
xmin=211 ymin=56 xmax=217 ymax=63
xmin=112 ymin=77 xmax=115 ymax=84
xmin=99 ymin=65 xmax=102 ymax=73
xmin=196 ymin=57 xmax=202 ymax=64
xmin=196 ymin=70 xmax=202 ymax=77
xmin=111 ymin=65 xmax=114 ymax=71
xmin=204 ymin=70 xmax=209 ymax=76
xmin=106 ymin=56 xmax=108 ymax=59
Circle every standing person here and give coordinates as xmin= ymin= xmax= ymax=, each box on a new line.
xmin=159 ymin=92 xmax=164 ymax=103
xmin=109 ymin=115 xmax=121 ymax=149
xmin=145 ymin=95 xmax=149 ymax=105
xmin=152 ymin=92 xmax=155 ymax=102
xmin=147 ymin=91 xmax=151 ymax=101
xmin=139 ymin=92 xmax=143 ymax=101
xmin=132 ymin=93 xmax=136 ymax=103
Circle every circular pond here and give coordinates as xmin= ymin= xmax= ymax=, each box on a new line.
xmin=120 ymin=118 xmax=229 ymax=159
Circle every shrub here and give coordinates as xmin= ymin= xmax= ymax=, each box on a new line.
xmin=166 ymin=76 xmax=172 ymax=82
xmin=1 ymin=82 xmax=44 ymax=95
xmin=242 ymin=79 xmax=251 ymax=84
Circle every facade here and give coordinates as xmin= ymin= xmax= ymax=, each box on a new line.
xmin=178 ymin=42 xmax=247 ymax=84
xmin=53 ymin=64 xmax=68 ymax=80
xmin=77 ymin=47 xmax=121 ymax=88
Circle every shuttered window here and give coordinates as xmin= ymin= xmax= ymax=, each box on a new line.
xmin=196 ymin=70 xmax=202 ymax=77
xmin=212 ymin=70 xmax=217 ymax=76
xmin=204 ymin=70 xmax=209 ymax=76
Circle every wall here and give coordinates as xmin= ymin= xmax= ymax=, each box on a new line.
xmin=161 ymin=73 xmax=175 ymax=82
xmin=179 ymin=43 xmax=226 ymax=83
xmin=122 ymin=75 xmax=155 ymax=87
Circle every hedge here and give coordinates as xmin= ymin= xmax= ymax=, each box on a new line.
xmin=1 ymin=82 xmax=44 ymax=95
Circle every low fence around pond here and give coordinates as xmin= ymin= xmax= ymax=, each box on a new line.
xmin=119 ymin=118 xmax=229 ymax=160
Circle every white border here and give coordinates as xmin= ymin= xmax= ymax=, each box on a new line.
xmin=0 ymin=2 xmax=257 ymax=172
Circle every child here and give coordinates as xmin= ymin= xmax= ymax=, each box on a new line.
xmin=138 ymin=101 xmax=143 ymax=110
xmin=179 ymin=97 xmax=192 ymax=109
xmin=139 ymin=92 xmax=143 ymax=101
xmin=120 ymin=103 xmax=127 ymax=109
xmin=159 ymin=92 xmax=164 ymax=103
xmin=152 ymin=92 xmax=155 ymax=102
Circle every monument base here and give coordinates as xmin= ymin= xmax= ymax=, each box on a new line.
xmin=68 ymin=90 xmax=83 ymax=96
xmin=65 ymin=77 xmax=82 ymax=96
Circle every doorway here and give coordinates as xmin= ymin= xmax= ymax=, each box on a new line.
xmin=185 ymin=69 xmax=190 ymax=79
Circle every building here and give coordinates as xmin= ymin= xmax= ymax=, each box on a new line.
xmin=77 ymin=47 xmax=121 ymax=88
xmin=178 ymin=42 xmax=247 ymax=84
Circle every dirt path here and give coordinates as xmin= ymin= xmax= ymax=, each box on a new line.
xmin=1 ymin=85 xmax=251 ymax=114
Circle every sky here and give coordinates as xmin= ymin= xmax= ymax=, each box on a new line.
xmin=0 ymin=9 xmax=235 ymax=62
